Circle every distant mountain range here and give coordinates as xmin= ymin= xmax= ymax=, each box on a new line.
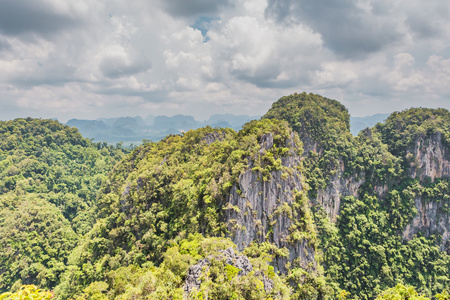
xmin=349 ymin=113 xmax=389 ymax=135
xmin=66 ymin=113 xmax=390 ymax=145
xmin=66 ymin=114 xmax=260 ymax=146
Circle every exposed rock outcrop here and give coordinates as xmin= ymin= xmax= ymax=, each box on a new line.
xmin=184 ymin=257 xmax=210 ymax=296
xmin=183 ymin=247 xmax=274 ymax=298
xmin=403 ymin=196 xmax=450 ymax=252
xmin=225 ymin=133 xmax=317 ymax=273
xmin=202 ymin=131 xmax=225 ymax=145
xmin=407 ymin=133 xmax=450 ymax=181
xmin=402 ymin=133 xmax=450 ymax=250
xmin=315 ymin=165 xmax=364 ymax=222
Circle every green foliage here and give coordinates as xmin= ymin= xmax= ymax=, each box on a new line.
xmin=57 ymin=120 xmax=300 ymax=297
xmin=66 ymin=235 xmax=290 ymax=300
xmin=0 ymin=285 xmax=54 ymax=300
xmin=375 ymin=284 xmax=430 ymax=300
xmin=376 ymin=108 xmax=450 ymax=157
xmin=0 ymin=194 xmax=78 ymax=290
xmin=263 ymin=92 xmax=355 ymax=193
xmin=266 ymin=96 xmax=450 ymax=298
xmin=263 ymin=92 xmax=350 ymax=145
xmin=314 ymin=179 xmax=450 ymax=299
xmin=435 ymin=290 xmax=450 ymax=300
xmin=287 ymin=267 xmax=331 ymax=300
xmin=0 ymin=119 xmax=126 ymax=292
xmin=0 ymin=118 xmax=126 ymax=234
xmin=3 ymin=98 xmax=450 ymax=300
xmin=320 ymin=109 xmax=450 ymax=298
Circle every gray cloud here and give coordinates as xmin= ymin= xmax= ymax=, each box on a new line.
xmin=0 ymin=0 xmax=79 ymax=37
xmin=160 ymin=0 xmax=232 ymax=18
xmin=265 ymin=0 xmax=403 ymax=58
xmin=9 ymin=68 xmax=77 ymax=87
xmin=407 ymin=15 xmax=442 ymax=39
xmin=0 ymin=37 xmax=11 ymax=52
xmin=99 ymin=57 xmax=152 ymax=79
xmin=405 ymin=4 xmax=449 ymax=40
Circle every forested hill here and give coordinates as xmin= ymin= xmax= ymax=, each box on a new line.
xmin=263 ymin=93 xmax=450 ymax=298
xmin=0 ymin=118 xmax=128 ymax=291
xmin=1 ymin=95 xmax=450 ymax=300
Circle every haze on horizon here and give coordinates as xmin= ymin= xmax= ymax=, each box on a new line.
xmin=0 ymin=0 xmax=449 ymax=123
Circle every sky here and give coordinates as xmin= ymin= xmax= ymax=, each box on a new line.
xmin=0 ymin=0 xmax=449 ymax=122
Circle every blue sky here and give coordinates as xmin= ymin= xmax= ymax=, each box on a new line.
xmin=0 ymin=0 xmax=449 ymax=122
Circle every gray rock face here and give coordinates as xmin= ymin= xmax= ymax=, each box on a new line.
xmin=402 ymin=133 xmax=450 ymax=250
xmin=225 ymin=133 xmax=317 ymax=273
xmin=202 ymin=131 xmax=225 ymax=145
xmin=259 ymin=132 xmax=274 ymax=152
xmin=184 ymin=257 xmax=211 ymax=296
xmin=307 ymin=132 xmax=450 ymax=252
xmin=183 ymin=247 xmax=273 ymax=298
xmin=407 ymin=133 xmax=450 ymax=181
xmin=300 ymin=133 xmax=364 ymax=222
xmin=403 ymin=196 xmax=450 ymax=252
xmin=220 ymin=247 xmax=253 ymax=276
xmin=315 ymin=165 xmax=364 ymax=222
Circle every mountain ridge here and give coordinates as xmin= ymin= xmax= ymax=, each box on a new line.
xmin=1 ymin=93 xmax=449 ymax=299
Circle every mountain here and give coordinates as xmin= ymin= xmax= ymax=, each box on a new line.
xmin=1 ymin=94 xmax=450 ymax=299
xmin=263 ymin=93 xmax=450 ymax=298
xmin=66 ymin=114 xmax=260 ymax=146
xmin=206 ymin=114 xmax=260 ymax=130
xmin=152 ymin=114 xmax=200 ymax=130
xmin=350 ymin=113 xmax=390 ymax=135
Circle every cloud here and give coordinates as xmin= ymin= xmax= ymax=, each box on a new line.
xmin=0 ymin=0 xmax=80 ymax=37
xmin=0 ymin=0 xmax=450 ymax=122
xmin=159 ymin=0 xmax=232 ymax=18
xmin=97 ymin=39 xmax=152 ymax=79
xmin=206 ymin=3 xmax=324 ymax=88
xmin=403 ymin=0 xmax=450 ymax=40
xmin=0 ymin=37 xmax=11 ymax=52
xmin=384 ymin=53 xmax=425 ymax=92
xmin=265 ymin=0 xmax=406 ymax=58
xmin=191 ymin=16 xmax=219 ymax=39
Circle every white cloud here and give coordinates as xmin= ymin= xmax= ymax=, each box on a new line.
xmin=384 ymin=53 xmax=425 ymax=92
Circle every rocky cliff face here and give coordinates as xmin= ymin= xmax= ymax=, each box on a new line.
xmin=403 ymin=196 xmax=450 ymax=253
xmin=402 ymin=133 xmax=450 ymax=251
xmin=300 ymin=129 xmax=450 ymax=253
xmin=315 ymin=165 xmax=364 ymax=222
xmin=225 ymin=133 xmax=317 ymax=273
xmin=407 ymin=133 xmax=450 ymax=181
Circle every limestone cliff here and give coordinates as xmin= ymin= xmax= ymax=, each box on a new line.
xmin=315 ymin=168 xmax=364 ymax=223
xmin=402 ymin=133 xmax=450 ymax=251
xmin=406 ymin=133 xmax=450 ymax=181
xmin=402 ymin=196 xmax=450 ymax=253
xmin=225 ymin=132 xmax=318 ymax=274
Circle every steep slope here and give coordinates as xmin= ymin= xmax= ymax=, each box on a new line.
xmin=264 ymin=94 xmax=450 ymax=298
xmin=263 ymin=92 xmax=357 ymax=220
xmin=226 ymin=131 xmax=318 ymax=275
xmin=56 ymin=120 xmax=328 ymax=298
xmin=0 ymin=194 xmax=77 ymax=291
xmin=3 ymin=96 xmax=449 ymax=299
xmin=376 ymin=108 xmax=450 ymax=252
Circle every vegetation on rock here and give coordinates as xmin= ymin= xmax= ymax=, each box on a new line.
xmin=1 ymin=95 xmax=450 ymax=299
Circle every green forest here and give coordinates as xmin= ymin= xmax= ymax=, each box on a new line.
xmin=1 ymin=93 xmax=449 ymax=299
